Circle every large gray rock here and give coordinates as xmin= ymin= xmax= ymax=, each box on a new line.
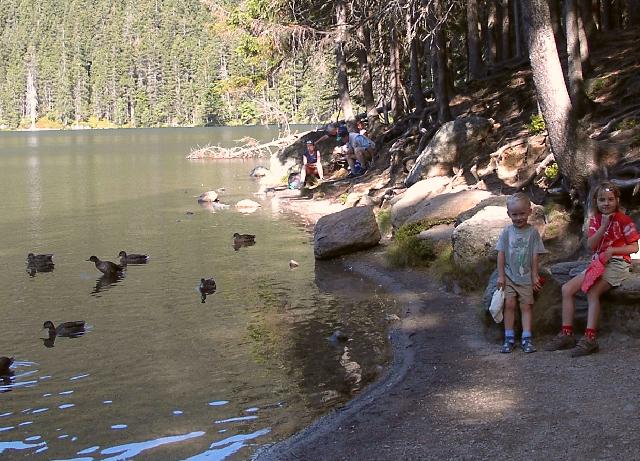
xmin=396 ymin=189 xmax=492 ymax=228
xmin=405 ymin=116 xmax=493 ymax=187
xmin=389 ymin=177 xmax=451 ymax=226
xmin=314 ymin=206 xmax=381 ymax=259
xmin=452 ymin=206 xmax=512 ymax=267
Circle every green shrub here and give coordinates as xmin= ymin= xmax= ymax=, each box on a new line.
xmin=616 ymin=118 xmax=639 ymax=131
xmin=338 ymin=193 xmax=349 ymax=204
xmin=376 ymin=209 xmax=392 ymax=235
xmin=527 ymin=114 xmax=546 ymax=135
xmin=544 ymin=162 xmax=559 ymax=179
xmin=385 ymin=218 xmax=454 ymax=267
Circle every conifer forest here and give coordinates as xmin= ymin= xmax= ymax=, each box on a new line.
xmin=0 ymin=0 xmax=638 ymax=142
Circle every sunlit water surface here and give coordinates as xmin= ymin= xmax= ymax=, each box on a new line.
xmin=0 ymin=127 xmax=396 ymax=460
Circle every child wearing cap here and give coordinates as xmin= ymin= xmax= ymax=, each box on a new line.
xmin=300 ymin=140 xmax=323 ymax=187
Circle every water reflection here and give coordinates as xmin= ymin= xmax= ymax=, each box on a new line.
xmin=233 ymin=240 xmax=256 ymax=251
xmin=99 ymin=430 xmax=205 ymax=461
xmin=91 ymin=273 xmax=124 ymax=296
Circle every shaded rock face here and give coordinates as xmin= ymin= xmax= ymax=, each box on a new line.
xmin=495 ymin=135 xmax=549 ymax=187
xmin=394 ymin=189 xmax=492 ymax=229
xmin=404 ymin=116 xmax=493 ymax=187
xmin=314 ymin=206 xmax=381 ymax=260
xmin=453 ymin=206 xmax=512 ymax=267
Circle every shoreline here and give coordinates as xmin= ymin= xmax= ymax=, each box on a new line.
xmin=256 ymin=190 xmax=640 ymax=460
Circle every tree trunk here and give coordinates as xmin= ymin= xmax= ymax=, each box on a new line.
xmin=628 ymin=0 xmax=640 ymax=26
xmin=467 ymin=0 xmax=485 ymax=79
xmin=335 ymin=0 xmax=354 ymax=121
xmin=500 ymin=0 xmax=511 ymax=61
xmin=522 ymin=0 xmax=592 ymax=196
xmin=580 ymin=0 xmax=597 ymax=37
xmin=601 ymin=0 xmax=612 ymax=30
xmin=513 ymin=0 xmax=526 ymax=57
xmin=406 ymin=4 xmax=425 ymax=113
xmin=390 ymin=27 xmax=404 ymax=116
xmin=565 ymin=0 xmax=588 ymax=116
xmin=356 ymin=24 xmax=377 ymax=125
xmin=576 ymin=0 xmax=593 ymax=74
xmin=548 ymin=0 xmax=567 ymax=54
xmin=481 ymin=0 xmax=498 ymax=67
xmin=430 ymin=0 xmax=452 ymax=123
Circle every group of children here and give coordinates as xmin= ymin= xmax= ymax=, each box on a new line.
xmin=299 ymin=120 xmax=377 ymax=187
xmin=497 ymin=182 xmax=639 ymax=357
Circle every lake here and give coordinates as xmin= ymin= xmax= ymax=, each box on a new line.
xmin=0 ymin=127 xmax=396 ymax=460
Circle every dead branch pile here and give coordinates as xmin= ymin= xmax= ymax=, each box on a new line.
xmin=187 ymin=134 xmax=301 ymax=160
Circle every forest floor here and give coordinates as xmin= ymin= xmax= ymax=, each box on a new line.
xmin=254 ymin=30 xmax=640 ymax=460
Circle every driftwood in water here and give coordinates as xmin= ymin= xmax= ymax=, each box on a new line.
xmin=187 ymin=134 xmax=303 ymax=159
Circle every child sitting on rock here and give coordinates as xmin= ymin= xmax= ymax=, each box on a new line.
xmin=497 ymin=192 xmax=547 ymax=353
xmin=545 ymin=181 xmax=639 ymax=357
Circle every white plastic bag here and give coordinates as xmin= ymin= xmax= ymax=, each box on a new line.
xmin=489 ymin=288 xmax=505 ymax=323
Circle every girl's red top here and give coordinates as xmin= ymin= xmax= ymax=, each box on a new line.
xmin=588 ymin=211 xmax=640 ymax=262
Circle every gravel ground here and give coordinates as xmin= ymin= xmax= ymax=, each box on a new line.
xmin=254 ymin=244 xmax=640 ymax=461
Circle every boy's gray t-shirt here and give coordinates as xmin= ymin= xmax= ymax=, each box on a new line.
xmin=496 ymin=224 xmax=547 ymax=285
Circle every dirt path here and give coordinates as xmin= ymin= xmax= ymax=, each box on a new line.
xmin=255 ymin=194 xmax=640 ymax=460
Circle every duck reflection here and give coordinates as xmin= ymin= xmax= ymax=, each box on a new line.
xmin=91 ymin=273 xmax=124 ymax=295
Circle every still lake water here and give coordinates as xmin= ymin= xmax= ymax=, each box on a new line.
xmin=0 ymin=127 xmax=396 ymax=460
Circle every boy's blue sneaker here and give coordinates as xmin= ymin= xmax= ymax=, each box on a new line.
xmin=521 ymin=338 xmax=537 ymax=353
xmin=500 ymin=340 xmax=516 ymax=353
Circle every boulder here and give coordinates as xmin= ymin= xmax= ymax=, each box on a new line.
xmin=452 ymin=206 xmax=512 ymax=267
xmin=396 ymin=189 xmax=492 ymax=228
xmin=236 ymin=199 xmax=261 ymax=213
xmin=197 ymin=190 xmax=218 ymax=202
xmin=417 ymin=223 xmax=454 ymax=243
xmin=404 ymin=116 xmax=493 ymax=187
xmin=389 ymin=177 xmax=451 ymax=225
xmin=495 ymin=135 xmax=549 ymax=187
xmin=314 ymin=206 xmax=381 ymax=259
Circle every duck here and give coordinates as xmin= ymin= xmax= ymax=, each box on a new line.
xmin=87 ymin=256 xmax=124 ymax=275
xmin=199 ymin=278 xmax=217 ymax=303
xmin=0 ymin=357 xmax=13 ymax=376
xmin=43 ymin=320 xmax=86 ymax=338
xmin=118 ymin=251 xmax=149 ymax=265
xmin=27 ymin=253 xmax=54 ymax=264
xmin=233 ymin=232 xmax=256 ymax=243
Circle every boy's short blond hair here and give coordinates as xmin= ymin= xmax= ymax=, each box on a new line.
xmin=506 ymin=192 xmax=531 ymax=210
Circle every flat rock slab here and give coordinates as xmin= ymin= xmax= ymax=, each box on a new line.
xmin=314 ymin=206 xmax=381 ymax=259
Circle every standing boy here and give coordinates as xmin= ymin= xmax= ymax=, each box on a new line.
xmin=496 ymin=193 xmax=547 ymax=353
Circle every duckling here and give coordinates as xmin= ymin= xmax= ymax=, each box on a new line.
xmin=27 ymin=253 xmax=55 ymax=275
xmin=27 ymin=253 xmax=54 ymax=264
xmin=199 ymin=278 xmax=217 ymax=303
xmin=43 ymin=320 xmax=86 ymax=338
xmin=87 ymin=256 xmax=124 ymax=275
xmin=0 ymin=357 xmax=13 ymax=376
xmin=118 ymin=251 xmax=149 ymax=265
xmin=233 ymin=232 xmax=256 ymax=243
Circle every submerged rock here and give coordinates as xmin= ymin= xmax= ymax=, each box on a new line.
xmin=197 ymin=190 xmax=218 ymax=202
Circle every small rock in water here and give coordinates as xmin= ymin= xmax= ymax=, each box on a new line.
xmin=185 ymin=211 xmax=194 ymax=215
xmin=197 ymin=190 xmax=218 ymax=203
xmin=289 ymin=260 xmax=299 ymax=269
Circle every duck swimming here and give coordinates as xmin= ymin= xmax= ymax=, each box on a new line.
xmin=43 ymin=320 xmax=86 ymax=338
xmin=118 ymin=251 xmax=149 ymax=265
xmin=0 ymin=357 xmax=13 ymax=376
xmin=199 ymin=278 xmax=217 ymax=303
xmin=233 ymin=233 xmax=256 ymax=243
xmin=87 ymin=256 xmax=124 ymax=275
xmin=27 ymin=253 xmax=54 ymax=264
